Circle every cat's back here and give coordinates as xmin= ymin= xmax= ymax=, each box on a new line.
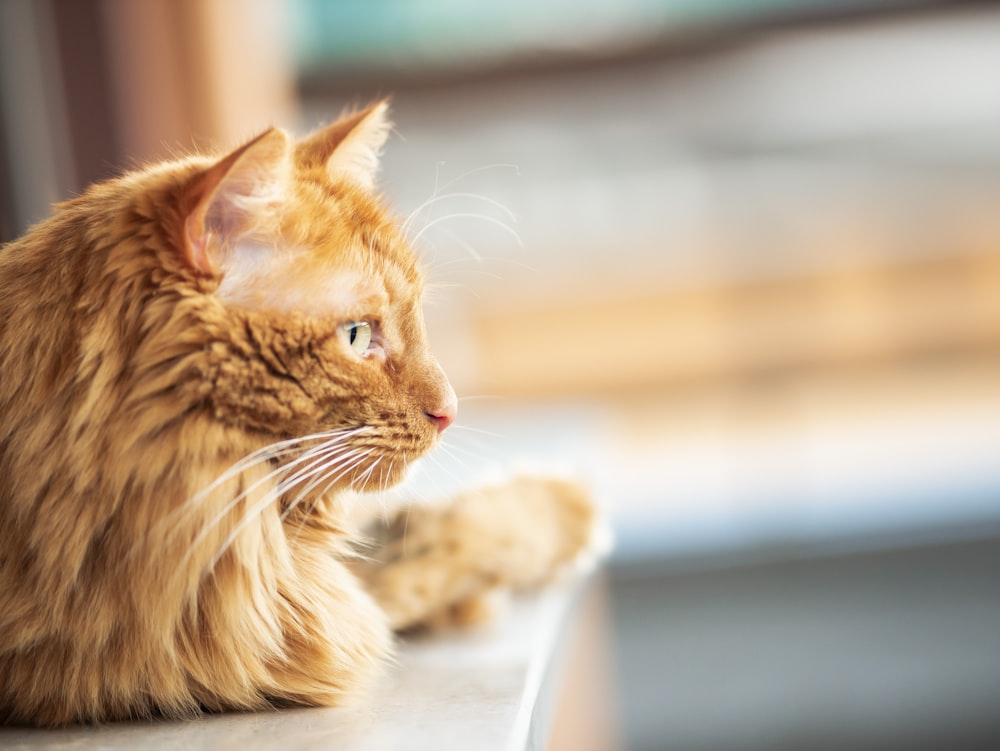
xmin=0 ymin=190 xmax=108 ymax=406
xmin=0 ymin=181 xmax=126 ymax=330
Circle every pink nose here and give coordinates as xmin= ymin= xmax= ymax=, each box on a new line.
xmin=425 ymin=398 xmax=457 ymax=433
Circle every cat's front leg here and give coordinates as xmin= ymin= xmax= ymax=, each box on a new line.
xmin=262 ymin=526 xmax=395 ymax=707
xmin=354 ymin=477 xmax=598 ymax=631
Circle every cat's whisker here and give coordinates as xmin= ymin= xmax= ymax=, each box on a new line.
xmin=439 ymin=444 xmax=488 ymax=467
xmin=371 ymin=458 xmax=397 ymax=521
xmin=361 ymin=463 xmax=388 ymax=515
xmin=165 ymin=432 xmax=366 ymax=565
xmin=176 ymin=437 xmax=350 ymax=534
xmin=423 ymin=231 xmax=523 ymax=283
xmin=281 ymin=447 xmax=376 ymax=522
xmin=150 ymin=463 xmax=286 ymax=560
xmin=351 ymin=455 xmax=383 ymax=491
xmin=433 ymin=449 xmax=486 ymax=479
xmin=421 ymin=447 xmax=473 ymax=490
xmin=279 ymin=448 xmax=380 ymax=546
xmin=279 ymin=450 xmax=378 ymax=545
xmin=422 ymin=161 xmax=519 ymax=216
xmin=278 ymin=451 xmax=370 ymax=548
xmin=269 ymin=443 xmax=363 ymax=517
xmin=428 ymin=224 xmax=485 ymax=263
xmin=449 ymin=423 xmax=504 ymax=439
xmin=209 ymin=427 xmax=365 ymax=497
xmin=435 ymin=163 xmax=520 ymax=193
xmin=312 ymin=450 xmax=375 ymax=504
xmin=380 ymin=459 xmax=395 ymax=497
xmin=401 ymin=191 xmax=516 ymax=239
xmin=411 ymin=212 xmax=523 ymax=248
xmin=276 ymin=440 xmax=362 ymax=496
xmin=173 ymin=427 xmax=367 ymax=520
xmin=351 ymin=456 xmax=383 ymax=502
xmin=272 ymin=450 xmax=359 ymax=527
xmin=450 ymin=433 xmax=499 ymax=462
xmin=215 ymin=448 xmax=376 ymax=569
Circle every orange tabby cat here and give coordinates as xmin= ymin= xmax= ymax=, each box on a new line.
xmin=0 ymin=102 xmax=594 ymax=726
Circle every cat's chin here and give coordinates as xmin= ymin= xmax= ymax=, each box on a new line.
xmin=341 ymin=453 xmax=416 ymax=493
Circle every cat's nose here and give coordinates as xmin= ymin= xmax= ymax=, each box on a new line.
xmin=425 ymin=391 xmax=457 ymax=433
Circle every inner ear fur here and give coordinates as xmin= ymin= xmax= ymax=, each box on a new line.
xmin=183 ymin=127 xmax=291 ymax=276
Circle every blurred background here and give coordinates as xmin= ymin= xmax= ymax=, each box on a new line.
xmin=2 ymin=1 xmax=999 ymax=749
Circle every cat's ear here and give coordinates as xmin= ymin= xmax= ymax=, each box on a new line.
xmin=296 ymin=100 xmax=391 ymax=191
xmin=183 ymin=127 xmax=291 ymax=275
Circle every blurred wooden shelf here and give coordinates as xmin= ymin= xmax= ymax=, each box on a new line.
xmin=472 ymin=250 xmax=1000 ymax=398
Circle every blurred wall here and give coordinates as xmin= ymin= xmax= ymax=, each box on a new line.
xmin=0 ymin=0 xmax=297 ymax=241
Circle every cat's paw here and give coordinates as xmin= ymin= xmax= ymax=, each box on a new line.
xmin=504 ymin=475 xmax=610 ymax=579
xmin=356 ymin=474 xmax=607 ymax=631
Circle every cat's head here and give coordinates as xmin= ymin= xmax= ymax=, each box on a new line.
xmin=125 ymin=101 xmax=455 ymax=491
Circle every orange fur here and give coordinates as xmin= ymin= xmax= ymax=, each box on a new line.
xmin=0 ymin=102 xmax=595 ymax=727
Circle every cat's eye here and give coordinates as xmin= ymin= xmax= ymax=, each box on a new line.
xmin=341 ymin=321 xmax=373 ymax=355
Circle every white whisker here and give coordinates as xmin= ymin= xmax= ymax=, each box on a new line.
xmin=185 ymin=438 xmax=354 ymax=545
xmin=402 ymin=191 xmax=517 ymax=238
xmin=351 ymin=455 xmax=383 ymax=491
xmin=277 ymin=440 xmax=360 ymax=494
xmin=434 ymin=444 xmax=480 ymax=474
xmin=279 ymin=448 xmax=375 ymax=528
xmin=381 ymin=458 xmax=396 ymax=496
xmin=216 ymin=447 xmax=375 ymax=568
xmin=172 ymin=427 xmax=366 ymax=521
xmin=422 ymin=447 xmax=472 ymax=489
xmin=429 ymin=224 xmax=485 ymax=262
xmin=436 ymin=163 xmax=520 ymax=193
xmin=166 ymin=429 xmax=368 ymax=573
xmin=280 ymin=449 xmax=379 ymax=546
xmin=449 ymin=423 xmax=503 ymax=438
xmin=412 ymin=212 xmax=523 ymax=248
